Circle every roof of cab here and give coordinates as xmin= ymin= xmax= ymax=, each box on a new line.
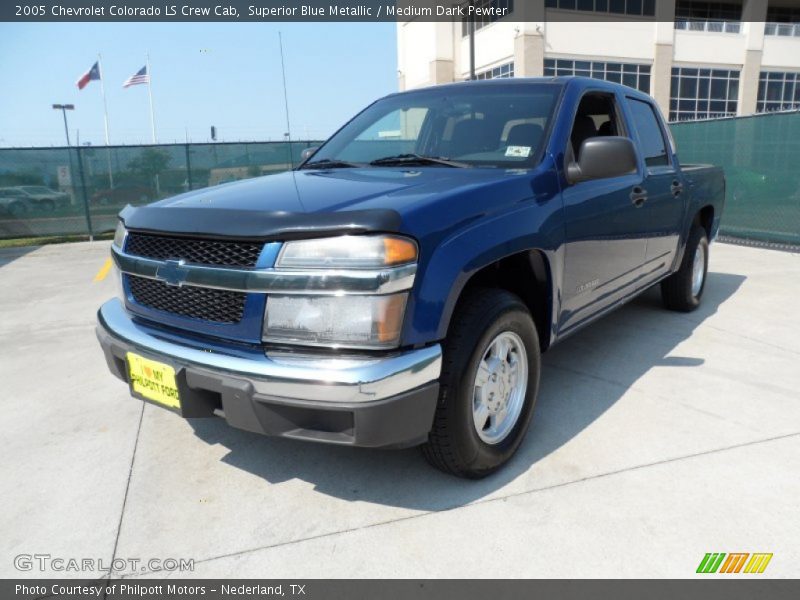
xmin=392 ymin=76 xmax=655 ymax=103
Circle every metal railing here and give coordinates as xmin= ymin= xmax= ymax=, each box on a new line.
xmin=764 ymin=22 xmax=800 ymax=37
xmin=674 ymin=19 xmax=741 ymax=34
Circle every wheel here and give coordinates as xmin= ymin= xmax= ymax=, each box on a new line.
xmin=661 ymin=223 xmax=709 ymax=312
xmin=138 ymin=194 xmax=150 ymax=203
xmin=40 ymin=199 xmax=55 ymax=212
xmin=98 ymin=196 xmax=111 ymax=206
xmin=422 ymin=288 xmax=541 ymax=478
xmin=8 ymin=201 xmax=27 ymax=217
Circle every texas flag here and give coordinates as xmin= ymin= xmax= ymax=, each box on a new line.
xmin=76 ymin=62 xmax=101 ymax=90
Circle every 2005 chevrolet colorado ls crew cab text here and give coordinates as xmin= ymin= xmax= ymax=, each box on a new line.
xmin=96 ymin=77 xmax=725 ymax=478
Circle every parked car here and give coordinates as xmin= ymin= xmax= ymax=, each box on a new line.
xmin=96 ymin=77 xmax=725 ymax=477
xmin=9 ymin=186 xmax=69 ymax=212
xmin=0 ymin=188 xmax=31 ymax=216
xmin=91 ymin=185 xmax=152 ymax=207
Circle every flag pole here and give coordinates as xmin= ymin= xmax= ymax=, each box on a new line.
xmin=97 ymin=54 xmax=114 ymax=188
xmin=146 ymin=53 xmax=157 ymax=144
xmin=278 ymin=32 xmax=293 ymax=168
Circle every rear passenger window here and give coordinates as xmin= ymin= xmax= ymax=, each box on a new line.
xmin=628 ymin=98 xmax=669 ymax=167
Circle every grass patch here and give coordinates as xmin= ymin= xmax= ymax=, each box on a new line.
xmin=0 ymin=232 xmax=114 ymax=249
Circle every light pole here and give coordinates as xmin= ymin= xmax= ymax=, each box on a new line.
xmin=52 ymin=103 xmax=74 ymax=146
xmin=52 ymin=103 xmax=93 ymax=240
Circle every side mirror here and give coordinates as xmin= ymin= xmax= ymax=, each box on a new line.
xmin=300 ymin=147 xmax=319 ymax=161
xmin=567 ymin=136 xmax=638 ymax=184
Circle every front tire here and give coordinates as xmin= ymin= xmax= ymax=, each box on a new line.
xmin=422 ymin=289 xmax=541 ymax=478
xmin=661 ymin=223 xmax=709 ymax=312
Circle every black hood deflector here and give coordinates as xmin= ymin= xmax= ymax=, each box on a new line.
xmin=119 ymin=205 xmax=402 ymax=241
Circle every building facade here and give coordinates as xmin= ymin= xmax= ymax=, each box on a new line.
xmin=396 ymin=0 xmax=800 ymax=121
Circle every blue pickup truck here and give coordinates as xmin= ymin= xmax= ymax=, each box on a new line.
xmin=97 ymin=77 xmax=724 ymax=478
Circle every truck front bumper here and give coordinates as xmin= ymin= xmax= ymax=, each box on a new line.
xmin=96 ymin=299 xmax=441 ymax=448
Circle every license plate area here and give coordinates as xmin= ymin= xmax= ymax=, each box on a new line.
xmin=126 ymin=351 xmax=181 ymax=410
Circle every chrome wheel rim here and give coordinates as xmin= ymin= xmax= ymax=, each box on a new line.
xmin=472 ymin=331 xmax=528 ymax=445
xmin=691 ymin=243 xmax=706 ymax=297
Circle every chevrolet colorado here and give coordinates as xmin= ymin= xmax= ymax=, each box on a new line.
xmin=97 ymin=77 xmax=725 ymax=478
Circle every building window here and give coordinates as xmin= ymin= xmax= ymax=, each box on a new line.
xmin=544 ymin=58 xmax=651 ymax=93
xmin=674 ymin=0 xmax=742 ymax=32
xmin=669 ymin=67 xmax=740 ymax=122
xmin=471 ymin=62 xmax=515 ymax=80
xmin=766 ymin=5 xmax=800 ymax=21
xmin=757 ymin=71 xmax=800 ymax=113
xmin=544 ymin=0 xmax=655 ymax=16
xmin=764 ymin=6 xmax=800 ymax=36
xmin=675 ymin=1 xmax=741 ymax=20
xmin=461 ymin=0 xmax=514 ymax=37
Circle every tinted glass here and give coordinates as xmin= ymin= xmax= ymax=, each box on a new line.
xmin=312 ymin=85 xmax=561 ymax=169
xmin=628 ymin=98 xmax=670 ymax=167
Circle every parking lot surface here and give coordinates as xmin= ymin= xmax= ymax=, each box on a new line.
xmin=1 ymin=240 xmax=798 ymax=578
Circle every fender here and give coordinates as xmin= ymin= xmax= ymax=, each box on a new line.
xmin=400 ymin=165 xmax=564 ymax=347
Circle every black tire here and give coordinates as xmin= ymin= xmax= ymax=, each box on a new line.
xmin=39 ymin=199 xmax=55 ymax=212
xmin=8 ymin=201 xmax=27 ymax=217
xmin=661 ymin=223 xmax=709 ymax=312
xmin=422 ymin=288 xmax=541 ymax=479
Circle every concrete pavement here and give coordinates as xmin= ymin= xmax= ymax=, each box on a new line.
xmin=0 ymin=240 xmax=798 ymax=578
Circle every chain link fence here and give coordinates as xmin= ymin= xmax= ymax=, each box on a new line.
xmin=670 ymin=110 xmax=800 ymax=245
xmin=0 ymin=141 xmax=319 ymax=241
xmin=1 ymin=110 xmax=799 ymax=245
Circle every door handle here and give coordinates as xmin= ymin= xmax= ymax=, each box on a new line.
xmin=671 ymin=180 xmax=684 ymax=197
xmin=630 ymin=186 xmax=648 ymax=208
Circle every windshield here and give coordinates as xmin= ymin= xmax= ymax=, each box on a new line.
xmin=307 ymin=83 xmax=561 ymax=169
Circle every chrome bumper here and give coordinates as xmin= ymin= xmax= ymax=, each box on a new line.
xmin=96 ymin=299 xmax=441 ymax=404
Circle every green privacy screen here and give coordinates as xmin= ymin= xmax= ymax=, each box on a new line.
xmin=670 ymin=110 xmax=800 ymax=245
xmin=0 ymin=141 xmax=318 ymax=240
xmin=1 ymin=111 xmax=799 ymax=244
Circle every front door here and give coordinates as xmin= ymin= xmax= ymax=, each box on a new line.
xmin=559 ymin=92 xmax=648 ymax=334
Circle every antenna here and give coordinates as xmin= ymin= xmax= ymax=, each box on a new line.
xmin=278 ymin=31 xmax=293 ymax=168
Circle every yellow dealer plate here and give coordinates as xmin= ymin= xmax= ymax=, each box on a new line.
xmin=126 ymin=352 xmax=181 ymax=409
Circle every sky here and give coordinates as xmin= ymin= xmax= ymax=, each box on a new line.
xmin=0 ymin=22 xmax=398 ymax=147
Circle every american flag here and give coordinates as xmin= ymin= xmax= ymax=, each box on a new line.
xmin=123 ymin=66 xmax=149 ymax=88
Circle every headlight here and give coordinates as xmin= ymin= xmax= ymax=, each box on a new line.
xmin=263 ymin=293 xmax=407 ymax=349
xmin=276 ymin=235 xmax=417 ymax=269
xmin=113 ymin=221 xmax=127 ymax=249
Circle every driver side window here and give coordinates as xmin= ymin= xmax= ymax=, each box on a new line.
xmin=569 ymin=92 xmax=623 ymax=162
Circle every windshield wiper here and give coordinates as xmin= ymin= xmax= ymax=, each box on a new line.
xmin=300 ymin=158 xmax=362 ymax=169
xmin=369 ymin=153 xmax=470 ymax=168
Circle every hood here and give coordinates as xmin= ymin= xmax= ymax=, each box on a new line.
xmin=120 ymin=167 xmax=518 ymax=240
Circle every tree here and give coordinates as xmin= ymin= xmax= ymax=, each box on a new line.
xmin=127 ymin=148 xmax=171 ymax=195
xmin=127 ymin=148 xmax=171 ymax=182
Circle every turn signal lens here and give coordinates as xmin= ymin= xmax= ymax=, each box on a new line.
xmin=383 ymin=237 xmax=418 ymax=266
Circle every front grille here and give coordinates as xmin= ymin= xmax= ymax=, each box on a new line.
xmin=125 ymin=232 xmax=263 ymax=268
xmin=128 ymin=275 xmax=246 ymax=324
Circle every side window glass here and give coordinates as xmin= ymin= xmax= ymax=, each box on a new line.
xmin=627 ymin=98 xmax=670 ymax=167
xmin=570 ymin=93 xmax=620 ymax=160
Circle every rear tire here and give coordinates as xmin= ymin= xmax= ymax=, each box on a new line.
xmin=422 ymin=288 xmax=541 ymax=479
xmin=661 ymin=224 xmax=709 ymax=312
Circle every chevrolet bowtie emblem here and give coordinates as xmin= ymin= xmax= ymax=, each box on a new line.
xmin=156 ymin=259 xmax=188 ymax=287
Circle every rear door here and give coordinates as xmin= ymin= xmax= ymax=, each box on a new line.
xmin=624 ymin=96 xmax=686 ymax=279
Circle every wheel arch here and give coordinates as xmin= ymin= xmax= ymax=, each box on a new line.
xmin=441 ymin=249 xmax=554 ymax=352
xmin=695 ymin=204 xmax=714 ymax=239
